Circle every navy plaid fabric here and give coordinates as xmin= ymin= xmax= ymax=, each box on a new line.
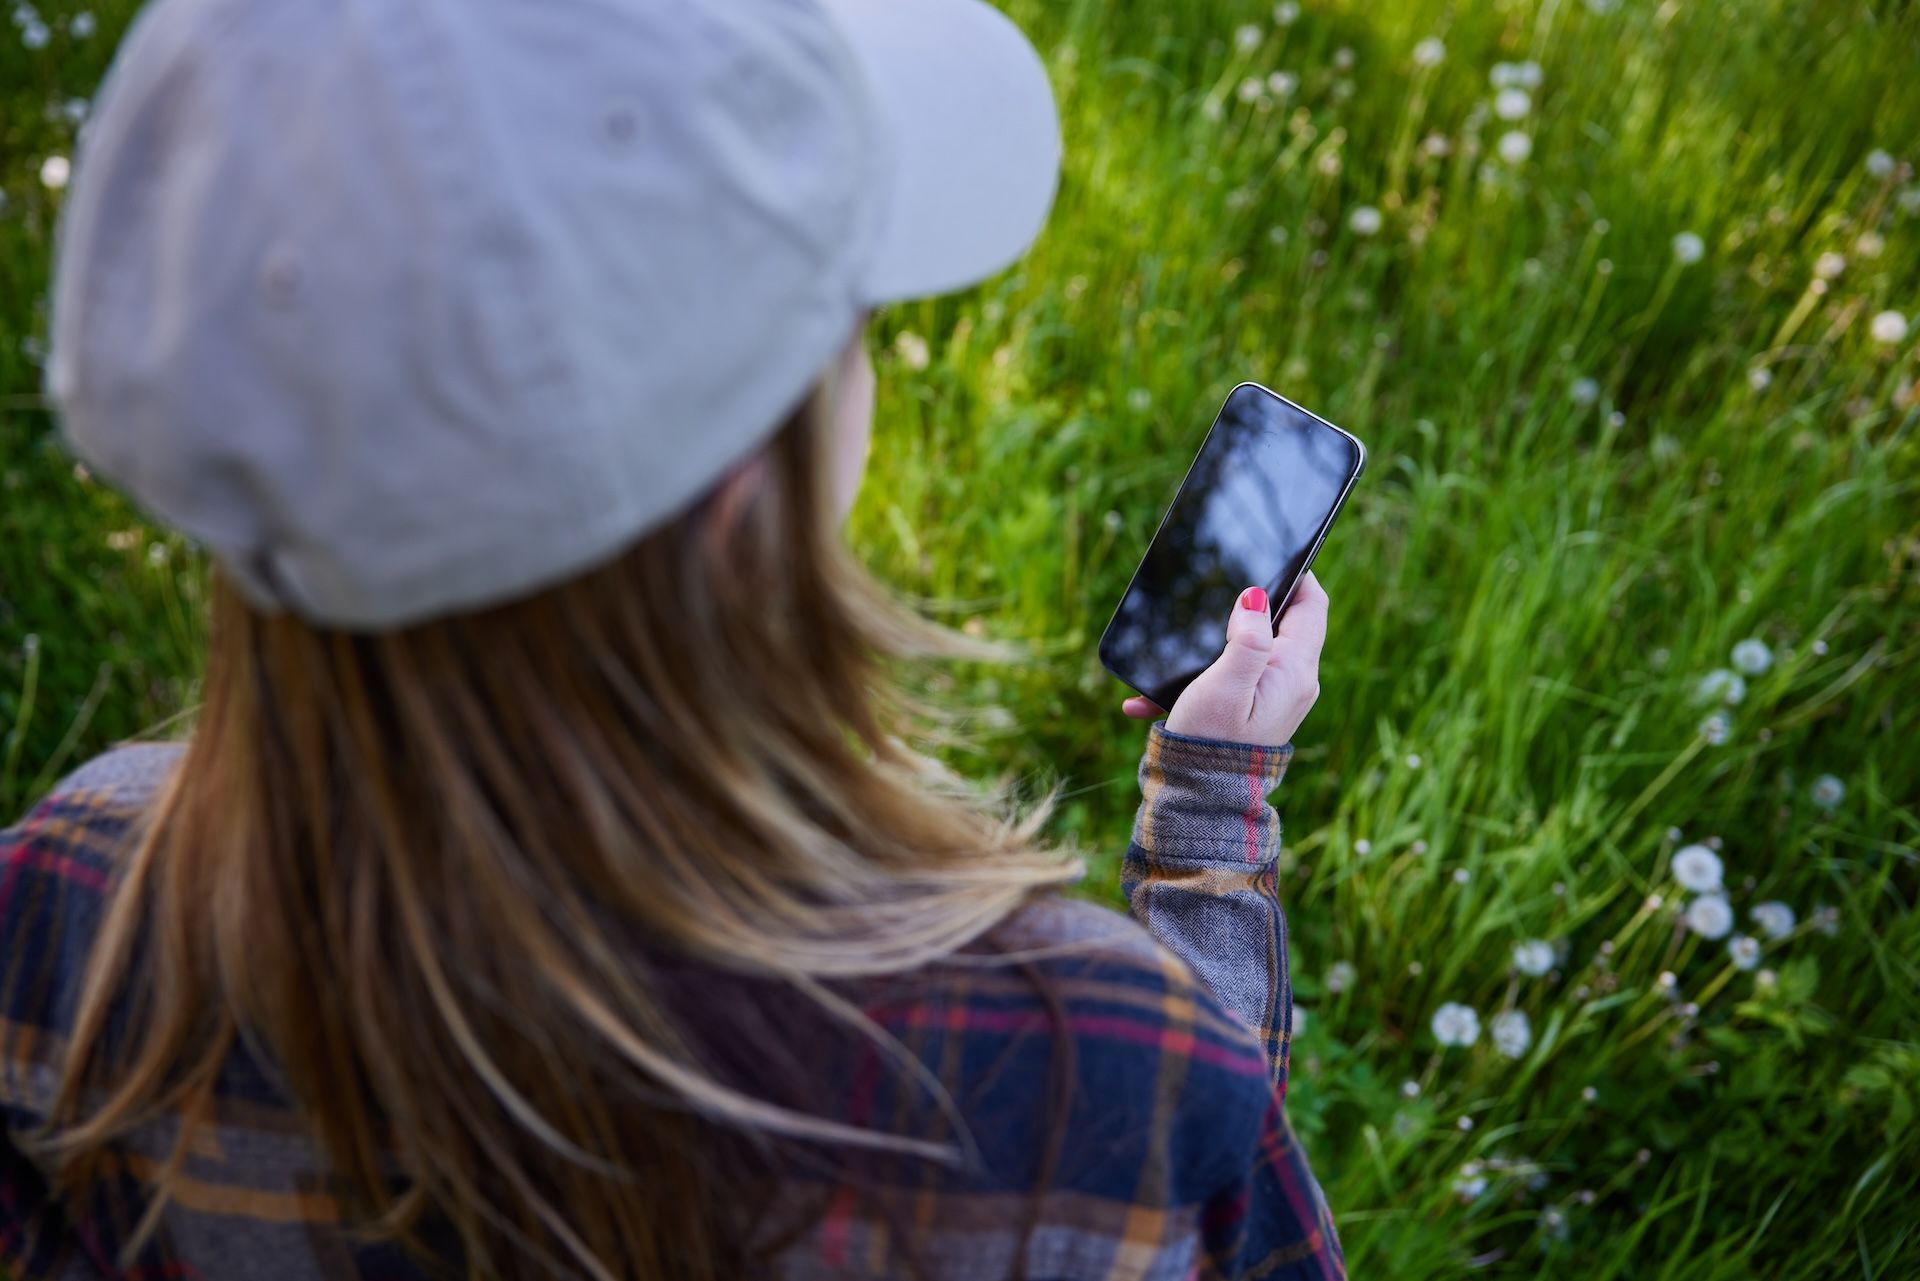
xmin=1 ymin=728 xmax=1339 ymax=1279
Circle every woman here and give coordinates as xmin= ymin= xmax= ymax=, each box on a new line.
xmin=0 ymin=0 xmax=1341 ymax=1277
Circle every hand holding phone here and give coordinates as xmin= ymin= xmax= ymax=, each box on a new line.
xmin=1098 ymin=382 xmax=1363 ymax=746
xmin=1119 ymin=572 xmax=1329 ymax=746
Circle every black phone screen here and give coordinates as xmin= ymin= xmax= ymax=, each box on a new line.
xmin=1098 ymin=383 xmax=1362 ymax=712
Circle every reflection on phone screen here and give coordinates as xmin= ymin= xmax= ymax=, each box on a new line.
xmin=1102 ymin=385 xmax=1359 ymax=710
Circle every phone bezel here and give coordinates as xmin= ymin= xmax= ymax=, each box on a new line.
xmin=1096 ymin=381 xmax=1367 ymax=710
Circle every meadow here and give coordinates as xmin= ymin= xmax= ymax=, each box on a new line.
xmin=3 ymin=0 xmax=1918 ymax=1277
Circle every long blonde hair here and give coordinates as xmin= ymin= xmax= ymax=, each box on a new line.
xmin=44 ymin=391 xmax=1080 ymax=1278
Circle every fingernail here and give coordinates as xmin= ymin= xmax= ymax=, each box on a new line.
xmin=1239 ymin=586 xmax=1268 ymax=612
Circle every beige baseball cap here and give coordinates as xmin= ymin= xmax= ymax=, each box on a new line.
xmin=48 ymin=0 xmax=1059 ymax=628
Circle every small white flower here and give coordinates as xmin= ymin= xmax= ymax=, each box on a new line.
xmin=1102 ymin=510 xmax=1124 ymax=534
xmin=68 ymin=9 xmax=92 ymax=36
xmin=1406 ymin=753 xmax=1423 ymax=769
xmin=1490 ymin=61 xmax=1519 ymax=89
xmin=1681 ymin=841 xmax=1728 ymax=891
xmin=1400 ymin=1079 xmax=1421 ymax=1098
xmin=1869 ymin=311 xmax=1909 ymax=345
xmin=1731 ymin=638 xmax=1772 ymax=675
xmin=21 ymin=16 xmax=47 ymax=46
xmin=1513 ymin=939 xmax=1555 ymax=977
xmin=1457 ymin=1115 xmax=1475 ymax=1131
xmin=1333 ymin=46 xmax=1354 ymax=70
xmin=1326 ymin=960 xmax=1357 ymax=994
xmin=1657 ymin=970 xmax=1677 ymax=990
xmin=1514 ymin=60 xmax=1543 ymax=89
xmin=1809 ymin=774 xmax=1845 ymax=811
xmin=39 ymin=154 xmax=69 ymax=189
xmin=1699 ymin=712 xmax=1732 ymax=745
xmin=1495 ymin=88 xmax=1532 ymax=120
xmin=1570 ymin=377 xmax=1600 ymax=406
xmin=1201 ymin=96 xmax=1225 ymax=123
xmin=1491 ymin=1010 xmax=1532 ymax=1058
xmin=1127 ymin=388 xmax=1152 ymax=413
xmin=1266 ymin=70 xmax=1298 ymax=98
xmin=1452 ymin=868 xmax=1470 ymax=885
xmin=1751 ymin=901 xmax=1796 ymax=938
xmin=1672 ymin=232 xmax=1706 ymax=264
xmin=1348 ymin=205 xmax=1383 ymax=236
xmin=1748 ymin=367 xmax=1773 ymax=391
xmin=1865 ymin=149 xmax=1896 ymax=178
xmin=1431 ymin=1001 xmax=1481 ymax=1047
xmin=1728 ymin=935 xmax=1761 ymax=970
xmin=893 ymin=331 xmax=930 ymax=370
xmin=1411 ymin=838 xmax=1429 ymax=855
xmin=1421 ymin=132 xmax=1452 ymax=158
xmin=1237 ymin=76 xmax=1264 ymax=103
xmin=1856 ymin=231 xmax=1885 ymax=258
xmin=1235 ymin=23 xmax=1263 ymax=52
xmin=1354 ymin=838 xmax=1372 ymax=856
xmin=1814 ymin=252 xmax=1846 ymax=280
xmin=1412 ymin=37 xmax=1446 ymax=68
xmin=1497 ymin=131 xmax=1532 ymax=165
xmin=1581 ymin=1085 xmax=1599 ymax=1101
xmin=1273 ymin=1 xmax=1300 ymax=25
xmin=1541 ymin=1206 xmax=1570 ymax=1241
xmin=1454 ymin=1170 xmax=1489 ymax=1200
xmin=1684 ymin=894 xmax=1734 ymax=940
xmin=1694 ymin=668 xmax=1746 ymax=705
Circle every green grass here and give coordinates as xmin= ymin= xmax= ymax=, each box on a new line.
xmin=5 ymin=0 xmax=1919 ymax=1276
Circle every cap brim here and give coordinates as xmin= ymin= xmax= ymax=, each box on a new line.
xmin=817 ymin=0 xmax=1060 ymax=303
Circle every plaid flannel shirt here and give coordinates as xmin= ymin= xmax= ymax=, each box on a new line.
xmin=1 ymin=727 xmax=1340 ymax=1280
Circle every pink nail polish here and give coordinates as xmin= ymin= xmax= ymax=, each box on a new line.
xmin=1240 ymin=586 xmax=1268 ymax=612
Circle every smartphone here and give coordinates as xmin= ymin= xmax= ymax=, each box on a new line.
xmin=1098 ymin=382 xmax=1365 ymax=712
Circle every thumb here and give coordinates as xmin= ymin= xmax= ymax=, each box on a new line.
xmin=1210 ymin=585 xmax=1277 ymax=686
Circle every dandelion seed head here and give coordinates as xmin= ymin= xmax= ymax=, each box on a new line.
xmin=1491 ymin=1010 xmax=1532 ymax=1058
xmin=1809 ymin=774 xmax=1845 ymax=811
xmin=1513 ymin=939 xmax=1555 ymax=977
xmin=1400 ymin=1079 xmax=1421 ymax=1098
xmin=1406 ymin=752 xmax=1423 ymax=769
xmin=1452 ymin=868 xmax=1469 ymax=885
xmin=1354 ymin=838 xmax=1372 ymax=856
xmin=1431 ymin=1001 xmax=1481 ymax=1047
xmin=1755 ymin=968 xmax=1777 ymax=988
xmin=69 ymin=9 xmax=92 ymax=36
xmin=1235 ymin=23 xmax=1263 ymax=52
xmin=1869 ymin=311 xmax=1909 ymax=345
xmin=1671 ymin=231 xmax=1706 ymax=264
xmin=1273 ymin=1 xmax=1299 ymax=25
xmin=1333 ymin=46 xmax=1354 ymax=70
xmin=1865 ymin=149 xmax=1896 ymax=178
xmin=1348 ymin=205 xmax=1383 ymax=236
xmin=1496 ymin=131 xmax=1532 ymax=164
xmin=1665 ymin=826 xmax=1683 ymax=843
xmin=1581 ymin=1085 xmax=1599 ymax=1101
xmin=1457 ymin=1115 xmax=1475 ymax=1131
xmin=1751 ymin=900 xmax=1796 ymax=938
xmin=1656 ymin=970 xmax=1677 ymax=990
xmin=1731 ymin=638 xmax=1772 ymax=675
xmin=1127 ymin=388 xmax=1152 ymax=413
xmin=1684 ymin=894 xmax=1734 ymax=940
xmin=1814 ymin=252 xmax=1846 ymax=280
xmin=1326 ymin=960 xmax=1357 ymax=994
xmin=1454 ymin=1170 xmax=1488 ymax=1200
xmin=1811 ymin=639 xmax=1828 ymax=656
xmin=1694 ymin=668 xmax=1745 ymax=706
xmin=1856 ymin=231 xmax=1885 ymax=258
xmin=20 ymin=16 xmax=47 ymax=46
xmin=1699 ymin=711 xmax=1731 ymax=745
xmin=1412 ymin=839 xmax=1429 ymax=856
xmin=1421 ymin=132 xmax=1452 ymax=158
xmin=1407 ymin=960 xmax=1424 ymax=976
xmin=1495 ymin=88 xmax=1531 ymax=120
xmin=1266 ymin=70 xmax=1297 ymax=98
xmin=39 ymin=154 xmax=70 ymax=189
xmin=1671 ymin=844 xmax=1723 ymax=892
xmin=1748 ymin=367 xmax=1772 ymax=391
xmin=1569 ymin=377 xmax=1600 ymax=406
xmin=894 ymin=331 xmax=930 ymax=370
xmin=1237 ymin=76 xmax=1264 ymax=103
xmin=1412 ymin=36 xmax=1445 ymax=68
xmin=1727 ymin=935 xmax=1761 ymax=970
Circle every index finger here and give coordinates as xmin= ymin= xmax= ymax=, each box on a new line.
xmin=1274 ymin=570 xmax=1329 ymax=658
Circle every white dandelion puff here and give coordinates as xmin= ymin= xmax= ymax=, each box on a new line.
xmin=1700 ymin=712 xmax=1732 ymax=744
xmin=1235 ymin=23 xmax=1263 ymax=53
xmin=1491 ymin=1010 xmax=1532 ymax=1059
xmin=1326 ymin=960 xmax=1358 ymax=994
xmin=893 ymin=331 xmax=930 ymax=370
xmin=1514 ymin=60 xmax=1543 ymax=89
xmin=1809 ymin=775 xmax=1845 ymax=811
xmin=1751 ymin=901 xmax=1796 ymax=938
xmin=39 ymin=154 xmax=70 ymax=189
xmin=1513 ymin=939 xmax=1555 ymax=977
xmin=1581 ymin=1085 xmax=1599 ymax=1101
xmin=1266 ymin=70 xmax=1298 ymax=98
xmin=1728 ymin=935 xmax=1761 ymax=970
xmin=1748 ymin=367 xmax=1773 ymax=391
xmin=1490 ymin=61 xmax=1519 ymax=89
xmin=1431 ymin=1002 xmax=1481 ymax=1047
xmin=1454 ymin=1168 xmax=1489 ymax=1200
xmin=1671 ymin=844 xmax=1723 ymax=892
xmin=1869 ymin=311 xmax=1909 ymax=345
xmin=1672 ymin=231 xmax=1705 ymax=264
xmin=21 ymin=16 xmax=47 ymax=47
xmin=1273 ymin=1 xmax=1300 ymax=25
xmin=1865 ymin=149 xmax=1896 ymax=178
xmin=1731 ymin=638 xmax=1772 ymax=675
xmin=1452 ymin=868 xmax=1470 ymax=885
xmin=1814 ymin=252 xmax=1846 ymax=280
xmin=1570 ymin=377 xmax=1600 ymax=406
xmin=1684 ymin=894 xmax=1734 ymax=940
xmin=1400 ymin=1079 xmax=1421 ymax=1099
xmin=1348 ymin=205 xmax=1383 ymax=236
xmin=68 ymin=9 xmax=92 ymax=36
xmin=1291 ymin=1003 xmax=1308 ymax=1033
xmin=1412 ymin=37 xmax=1445 ymax=67
xmin=1237 ymin=76 xmax=1264 ymax=103
xmin=1333 ymin=46 xmax=1354 ymax=70
xmin=1355 ymin=838 xmax=1372 ymax=856
xmin=1856 ymin=231 xmax=1885 ymax=258
xmin=1201 ymin=96 xmax=1225 ymax=123
xmin=1127 ymin=388 xmax=1152 ymax=413
xmin=1495 ymin=88 xmax=1532 ymax=120
xmin=1656 ymin=970 xmax=1677 ymax=991
xmin=1694 ymin=669 xmax=1745 ymax=706
xmin=1457 ymin=1115 xmax=1475 ymax=1131
xmin=1102 ymin=510 xmax=1124 ymax=534
xmin=1421 ymin=132 xmax=1452 ymax=158
xmin=1497 ymin=131 xmax=1532 ymax=164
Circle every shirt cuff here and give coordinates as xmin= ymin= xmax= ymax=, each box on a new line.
xmin=1131 ymin=722 xmax=1292 ymax=867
